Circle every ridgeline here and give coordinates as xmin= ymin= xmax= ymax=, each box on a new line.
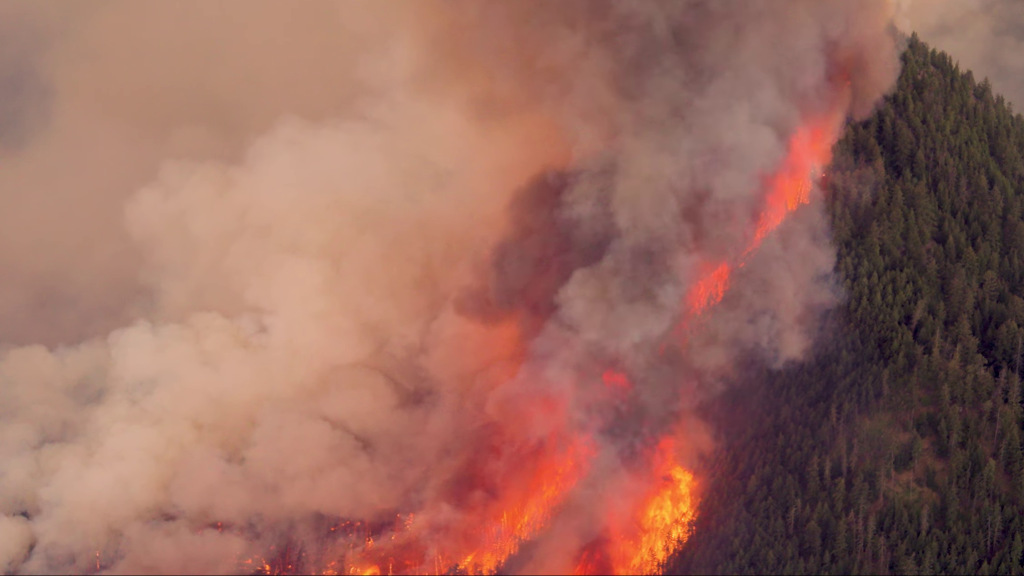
xmin=670 ymin=34 xmax=1024 ymax=576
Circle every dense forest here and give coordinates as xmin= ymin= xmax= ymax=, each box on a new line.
xmin=669 ymin=34 xmax=1024 ymax=575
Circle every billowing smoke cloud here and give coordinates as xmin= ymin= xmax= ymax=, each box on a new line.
xmin=0 ymin=1 xmax=901 ymax=574
xmin=897 ymin=0 xmax=1024 ymax=111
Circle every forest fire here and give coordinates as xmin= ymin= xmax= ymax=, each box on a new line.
xmin=0 ymin=3 xmax=902 ymax=576
xmin=608 ymin=441 xmax=698 ymax=576
xmin=685 ymin=110 xmax=843 ymax=324
xmin=240 ymin=105 xmax=844 ymax=576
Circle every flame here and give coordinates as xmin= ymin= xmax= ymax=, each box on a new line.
xmin=614 ymin=441 xmax=699 ymax=575
xmin=569 ymin=437 xmax=698 ymax=576
xmin=348 ymin=567 xmax=380 ymax=576
xmin=574 ymin=107 xmax=842 ymax=576
xmin=244 ymin=106 xmax=842 ymax=576
xmin=685 ymin=261 xmax=732 ymax=317
xmin=683 ymin=110 xmax=841 ymax=321
xmin=453 ymin=435 xmax=597 ymax=575
xmin=748 ymin=115 xmax=837 ymax=253
xmin=323 ymin=434 xmax=595 ymax=576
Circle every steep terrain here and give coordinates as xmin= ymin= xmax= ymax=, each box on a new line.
xmin=671 ymin=34 xmax=1024 ymax=576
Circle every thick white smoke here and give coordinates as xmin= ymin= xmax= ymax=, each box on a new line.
xmin=0 ymin=6 xmax=570 ymax=571
xmin=0 ymin=1 xmax=902 ymax=574
xmin=0 ymin=103 xmax=566 ymax=574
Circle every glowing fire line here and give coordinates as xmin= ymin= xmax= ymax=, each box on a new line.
xmin=576 ymin=110 xmax=841 ymax=576
xmin=683 ymin=113 xmax=840 ymax=325
xmin=243 ymin=109 xmax=841 ymax=576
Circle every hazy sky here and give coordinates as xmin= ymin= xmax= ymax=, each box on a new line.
xmin=902 ymin=0 xmax=1024 ymax=111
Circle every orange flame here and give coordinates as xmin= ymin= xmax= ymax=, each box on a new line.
xmin=575 ymin=108 xmax=843 ymax=576
xmin=627 ymin=465 xmax=697 ymax=573
xmin=685 ymin=261 xmax=732 ymax=317
xmin=613 ymin=439 xmax=699 ymax=576
xmin=748 ymin=115 xmax=837 ymax=253
xmin=683 ymin=111 xmax=841 ymax=321
xmin=247 ymin=106 xmax=843 ymax=576
xmin=569 ymin=437 xmax=699 ymax=576
xmin=327 ymin=434 xmax=595 ymax=576
xmin=454 ymin=436 xmax=597 ymax=575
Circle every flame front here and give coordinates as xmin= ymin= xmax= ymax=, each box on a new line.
xmin=628 ymin=465 xmax=697 ymax=574
xmin=248 ymin=107 xmax=843 ymax=576
xmin=614 ymin=440 xmax=699 ymax=576
xmin=573 ymin=108 xmax=842 ymax=576
xmin=684 ymin=111 xmax=842 ymax=321
xmin=454 ymin=435 xmax=596 ymax=575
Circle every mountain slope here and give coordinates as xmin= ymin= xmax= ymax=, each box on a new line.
xmin=670 ymin=34 xmax=1024 ymax=576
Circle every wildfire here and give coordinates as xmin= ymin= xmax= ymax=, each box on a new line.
xmin=627 ymin=465 xmax=697 ymax=574
xmin=243 ymin=107 xmax=842 ymax=576
xmin=748 ymin=114 xmax=838 ymax=254
xmin=453 ymin=435 xmax=597 ymax=575
xmin=303 ymin=434 xmax=596 ymax=576
xmin=569 ymin=436 xmax=698 ymax=576
xmin=575 ymin=107 xmax=841 ymax=576
xmin=612 ymin=439 xmax=699 ymax=576
xmin=683 ymin=110 xmax=841 ymax=321
xmin=619 ymin=442 xmax=698 ymax=575
xmin=685 ymin=261 xmax=732 ymax=317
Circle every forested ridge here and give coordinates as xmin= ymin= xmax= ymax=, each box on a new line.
xmin=669 ymin=34 xmax=1024 ymax=575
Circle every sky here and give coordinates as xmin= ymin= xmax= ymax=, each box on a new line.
xmin=901 ymin=0 xmax=1024 ymax=111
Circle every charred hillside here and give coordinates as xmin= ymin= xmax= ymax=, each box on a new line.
xmin=670 ymin=34 xmax=1024 ymax=575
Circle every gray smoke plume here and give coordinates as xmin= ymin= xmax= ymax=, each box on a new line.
xmin=0 ymin=1 xmax=901 ymax=574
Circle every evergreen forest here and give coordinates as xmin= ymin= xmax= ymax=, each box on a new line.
xmin=670 ymin=34 xmax=1024 ymax=575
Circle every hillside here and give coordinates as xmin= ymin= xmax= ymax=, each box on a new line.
xmin=670 ymin=34 xmax=1024 ymax=575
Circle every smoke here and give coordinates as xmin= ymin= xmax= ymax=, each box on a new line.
xmin=897 ymin=0 xmax=1024 ymax=111
xmin=0 ymin=1 xmax=901 ymax=574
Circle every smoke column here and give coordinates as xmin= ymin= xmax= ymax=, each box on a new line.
xmin=0 ymin=2 xmax=901 ymax=574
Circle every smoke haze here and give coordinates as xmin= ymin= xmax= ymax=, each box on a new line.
xmin=898 ymin=0 xmax=1024 ymax=111
xmin=0 ymin=2 xmax=901 ymax=573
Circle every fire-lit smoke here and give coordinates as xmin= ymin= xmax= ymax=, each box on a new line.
xmin=0 ymin=1 xmax=900 ymax=574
